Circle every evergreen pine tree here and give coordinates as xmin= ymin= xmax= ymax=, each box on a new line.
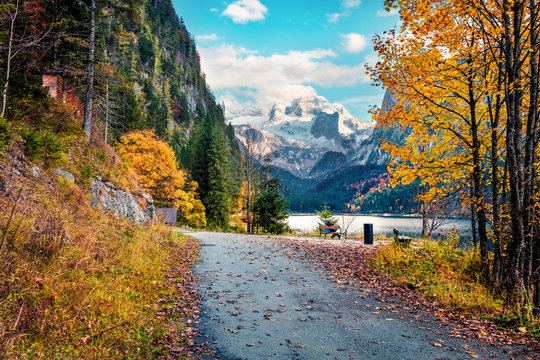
xmin=179 ymin=93 xmax=191 ymax=124
xmin=170 ymin=128 xmax=182 ymax=161
xmin=187 ymin=112 xmax=232 ymax=228
xmin=205 ymin=125 xmax=231 ymax=227
xmin=253 ymin=171 xmax=289 ymax=234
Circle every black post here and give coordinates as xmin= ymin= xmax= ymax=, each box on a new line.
xmin=364 ymin=223 xmax=373 ymax=245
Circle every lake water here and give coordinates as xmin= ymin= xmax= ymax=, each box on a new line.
xmin=287 ymin=214 xmax=472 ymax=239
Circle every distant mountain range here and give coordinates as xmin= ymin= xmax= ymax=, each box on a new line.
xmin=232 ymin=92 xmax=400 ymax=179
xmin=230 ymin=91 xmax=410 ymax=211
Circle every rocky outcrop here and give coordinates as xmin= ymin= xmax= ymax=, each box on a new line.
xmin=308 ymin=151 xmax=347 ymax=178
xmin=234 ymin=95 xmax=374 ymax=178
xmin=55 ymin=169 xmax=75 ymax=182
xmin=347 ymin=90 xmax=409 ymax=167
xmin=311 ymin=111 xmax=342 ymax=145
xmin=30 ymin=166 xmax=41 ymax=177
xmin=90 ymin=181 xmax=155 ymax=225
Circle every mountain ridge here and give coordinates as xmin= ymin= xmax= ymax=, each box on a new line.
xmin=232 ymin=93 xmax=395 ymax=178
xmin=232 ymin=91 xmax=408 ymax=211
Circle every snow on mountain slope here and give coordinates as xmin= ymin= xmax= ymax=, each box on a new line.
xmin=235 ymin=124 xmax=327 ymax=178
xmin=231 ymin=95 xmax=377 ymax=178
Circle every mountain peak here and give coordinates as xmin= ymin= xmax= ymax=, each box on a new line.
xmin=284 ymin=95 xmax=332 ymax=118
xmin=233 ymin=94 xmax=376 ymax=178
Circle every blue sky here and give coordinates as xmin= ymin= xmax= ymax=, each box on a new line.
xmin=170 ymin=0 xmax=400 ymax=122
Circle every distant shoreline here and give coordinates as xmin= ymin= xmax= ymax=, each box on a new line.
xmin=288 ymin=213 xmax=471 ymax=220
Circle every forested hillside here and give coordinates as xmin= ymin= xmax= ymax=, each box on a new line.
xmin=280 ymin=164 xmax=423 ymax=214
xmin=1 ymin=0 xmax=243 ymax=227
xmin=0 ymin=0 xmax=251 ymax=356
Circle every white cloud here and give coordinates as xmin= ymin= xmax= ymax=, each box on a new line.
xmin=376 ymin=8 xmax=399 ymax=17
xmin=210 ymin=8 xmax=219 ymax=13
xmin=326 ymin=0 xmax=361 ymax=23
xmin=199 ymin=44 xmax=369 ymax=114
xmin=238 ymin=46 xmax=259 ymax=54
xmin=341 ymin=33 xmax=367 ymax=53
xmin=326 ymin=10 xmax=351 ymax=23
xmin=342 ymin=0 xmax=361 ymax=9
xmin=327 ymin=13 xmax=341 ymax=23
xmin=341 ymin=94 xmax=383 ymax=105
xmin=196 ymin=33 xmax=219 ymax=41
xmin=222 ymin=0 xmax=268 ymax=24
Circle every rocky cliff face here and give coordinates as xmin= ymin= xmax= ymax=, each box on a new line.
xmin=347 ymin=91 xmax=409 ymax=166
xmin=233 ymin=95 xmax=374 ymax=178
xmin=90 ymin=180 xmax=155 ymax=225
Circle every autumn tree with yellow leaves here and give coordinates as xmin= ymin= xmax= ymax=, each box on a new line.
xmin=117 ymin=130 xmax=206 ymax=228
xmin=371 ymin=0 xmax=540 ymax=310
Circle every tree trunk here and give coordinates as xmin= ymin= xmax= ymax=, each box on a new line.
xmin=105 ymin=82 xmax=109 ymax=144
xmin=470 ymin=183 xmax=478 ymax=249
xmin=83 ymin=0 xmax=96 ymax=142
xmin=502 ymin=0 xmax=527 ymax=301
xmin=104 ymin=48 xmax=110 ymax=144
xmin=523 ymin=0 xmax=539 ymax=300
xmin=489 ymin=88 xmax=504 ymax=288
xmin=468 ymin=68 xmax=489 ymax=280
xmin=1 ymin=0 xmax=19 ymax=118
xmin=246 ymin=173 xmax=252 ymax=234
xmin=421 ymin=202 xmax=429 ymax=238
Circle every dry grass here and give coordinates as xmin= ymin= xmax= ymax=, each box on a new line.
xmin=372 ymin=237 xmax=503 ymax=316
xmin=0 ymin=136 xmax=196 ymax=359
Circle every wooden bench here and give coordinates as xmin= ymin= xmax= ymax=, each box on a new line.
xmin=319 ymin=225 xmax=347 ymax=239
xmin=393 ymin=229 xmax=412 ymax=245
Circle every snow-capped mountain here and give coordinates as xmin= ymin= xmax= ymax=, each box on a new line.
xmin=264 ymin=96 xmax=373 ymax=151
xmin=232 ymin=95 xmax=377 ymax=178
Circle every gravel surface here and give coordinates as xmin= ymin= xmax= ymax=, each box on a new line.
xmin=187 ymin=231 xmax=533 ymax=360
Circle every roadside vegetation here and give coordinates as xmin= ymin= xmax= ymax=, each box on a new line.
xmin=373 ymin=238 xmax=540 ymax=338
xmin=0 ymin=102 xmax=200 ymax=358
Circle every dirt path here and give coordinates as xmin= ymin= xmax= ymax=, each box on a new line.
xmin=186 ymin=231 xmax=534 ymax=359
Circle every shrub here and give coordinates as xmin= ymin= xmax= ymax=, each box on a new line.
xmin=80 ymin=164 xmax=95 ymax=183
xmin=373 ymin=238 xmax=501 ymax=315
xmin=20 ymin=126 xmax=65 ymax=161
xmin=0 ymin=117 xmax=13 ymax=152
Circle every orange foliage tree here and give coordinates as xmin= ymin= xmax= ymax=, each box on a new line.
xmin=117 ymin=130 xmax=206 ymax=228
xmin=369 ymin=0 xmax=499 ymax=279
xmin=372 ymin=0 xmax=540 ymax=308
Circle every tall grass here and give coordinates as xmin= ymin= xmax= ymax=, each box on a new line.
xmin=0 ymin=136 xmax=196 ymax=358
xmin=373 ymin=237 xmax=503 ymax=316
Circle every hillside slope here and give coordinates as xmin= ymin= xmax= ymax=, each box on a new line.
xmin=0 ymin=0 xmax=229 ymax=357
xmin=0 ymin=120 xmax=200 ymax=358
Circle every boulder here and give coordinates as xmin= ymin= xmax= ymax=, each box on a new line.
xmin=90 ymin=181 xmax=156 ymax=225
xmin=30 ymin=166 xmax=41 ymax=177
xmin=55 ymin=169 xmax=75 ymax=182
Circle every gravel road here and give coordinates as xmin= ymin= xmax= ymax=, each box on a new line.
xmin=186 ymin=231 xmax=531 ymax=360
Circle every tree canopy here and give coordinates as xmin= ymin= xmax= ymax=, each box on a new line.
xmin=118 ymin=129 xmax=206 ymax=227
xmin=370 ymin=0 xmax=540 ymax=310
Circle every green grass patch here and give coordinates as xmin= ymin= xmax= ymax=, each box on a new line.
xmin=372 ymin=237 xmax=503 ymax=316
xmin=0 ymin=114 xmax=199 ymax=357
